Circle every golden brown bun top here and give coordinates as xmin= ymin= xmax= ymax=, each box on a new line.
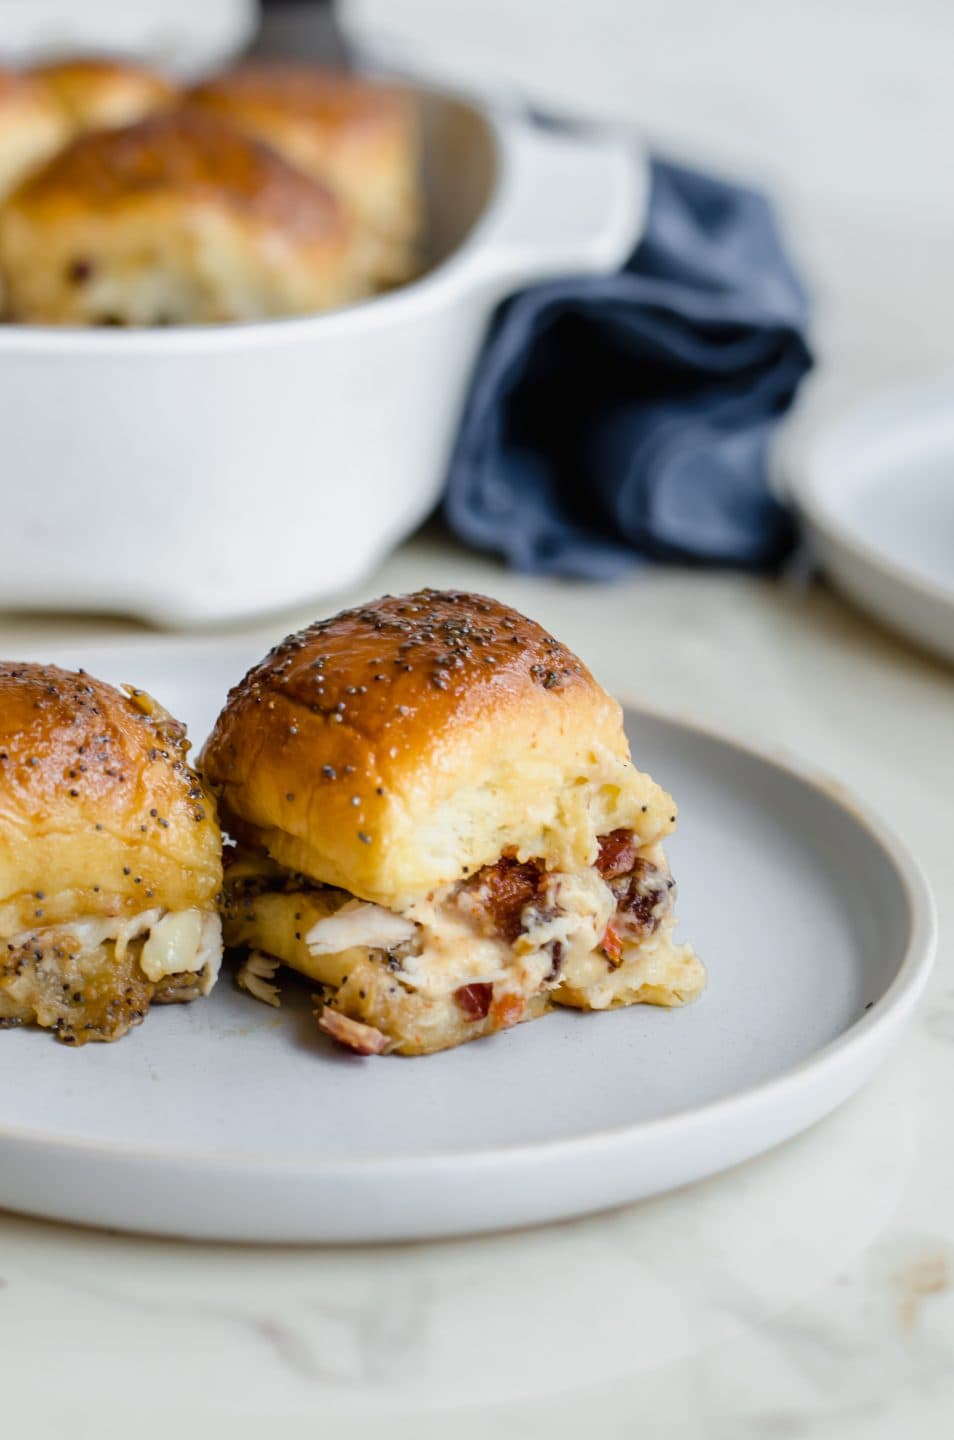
xmin=7 ymin=109 xmax=344 ymax=239
xmin=0 ymin=65 xmax=67 ymax=126
xmin=187 ymin=63 xmax=411 ymax=140
xmin=200 ymin=590 xmax=675 ymax=907
xmin=0 ymin=66 xmax=47 ymax=105
xmin=31 ymin=56 xmax=176 ymax=129
xmin=0 ymin=662 xmax=221 ymax=936
xmin=208 ymin=586 xmax=594 ymax=761
xmin=0 ymin=68 xmax=69 ymax=203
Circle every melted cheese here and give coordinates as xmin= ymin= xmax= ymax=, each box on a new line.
xmin=7 ymin=907 xmax=221 ymax=988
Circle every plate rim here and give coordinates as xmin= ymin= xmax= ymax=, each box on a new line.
xmin=0 ymin=694 xmax=937 ymax=1175
xmin=790 ymin=374 xmax=954 ymax=611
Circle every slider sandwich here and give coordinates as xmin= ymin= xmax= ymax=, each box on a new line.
xmin=0 ymin=663 xmax=222 ymax=1043
xmin=201 ymin=590 xmax=703 ymax=1055
xmin=186 ymin=63 xmax=421 ymax=287
xmin=0 ymin=110 xmax=369 ymax=325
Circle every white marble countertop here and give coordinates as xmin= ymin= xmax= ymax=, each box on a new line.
xmin=2 ymin=2 xmax=953 ymax=1433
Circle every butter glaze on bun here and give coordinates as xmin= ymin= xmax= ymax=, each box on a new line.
xmin=202 ymin=591 xmax=703 ymax=1056
xmin=202 ymin=589 xmax=674 ymax=905
xmin=32 ymin=56 xmax=177 ymax=134
xmin=0 ymin=110 xmax=368 ymax=324
xmin=186 ymin=64 xmax=420 ymax=285
xmin=0 ymin=662 xmax=222 ymax=1043
xmin=0 ymin=67 xmax=68 ymax=202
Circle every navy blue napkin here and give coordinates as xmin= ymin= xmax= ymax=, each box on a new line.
xmin=443 ymin=157 xmax=813 ymax=576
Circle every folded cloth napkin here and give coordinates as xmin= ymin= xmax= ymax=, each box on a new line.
xmin=443 ymin=156 xmax=813 ymax=576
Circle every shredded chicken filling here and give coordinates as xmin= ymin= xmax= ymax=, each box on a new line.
xmin=227 ymin=828 xmax=677 ymax=1016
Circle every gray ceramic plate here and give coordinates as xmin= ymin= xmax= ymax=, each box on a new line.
xmin=0 ymin=643 xmax=936 ymax=1241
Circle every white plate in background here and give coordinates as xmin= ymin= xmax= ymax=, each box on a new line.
xmin=791 ymin=376 xmax=954 ymax=665
xmin=0 ymin=643 xmax=936 ymax=1241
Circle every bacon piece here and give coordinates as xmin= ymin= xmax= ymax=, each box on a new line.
xmin=612 ymin=859 xmax=668 ymax=939
xmin=600 ymin=920 xmax=623 ymax=967
xmin=455 ymin=982 xmax=492 ymax=1020
xmin=318 ymin=1006 xmax=389 ymax=1055
xmin=474 ymin=855 xmax=545 ymax=943
xmin=490 ymin=992 xmax=525 ymax=1028
xmin=595 ymin=829 xmax=639 ymax=880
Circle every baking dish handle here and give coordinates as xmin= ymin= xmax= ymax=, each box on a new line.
xmin=467 ymin=117 xmax=648 ymax=298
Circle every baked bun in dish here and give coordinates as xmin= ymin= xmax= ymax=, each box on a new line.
xmin=200 ymin=590 xmax=703 ymax=1056
xmin=32 ymin=57 xmax=177 ymax=134
xmin=0 ymin=110 xmax=368 ymax=325
xmin=0 ymin=663 xmax=222 ymax=1043
xmin=0 ymin=67 xmax=68 ymax=202
xmin=185 ymin=64 xmax=421 ymax=286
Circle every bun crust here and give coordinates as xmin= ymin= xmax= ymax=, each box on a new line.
xmin=6 ymin=109 xmax=338 ymax=229
xmin=32 ymin=57 xmax=176 ymax=133
xmin=186 ymin=64 xmax=420 ymax=284
xmin=0 ymin=67 xmax=68 ymax=202
xmin=0 ymin=661 xmax=221 ymax=938
xmin=200 ymin=590 xmax=675 ymax=909
xmin=0 ymin=110 xmax=367 ymax=323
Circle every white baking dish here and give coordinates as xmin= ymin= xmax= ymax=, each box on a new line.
xmin=0 ymin=87 xmax=646 ymax=626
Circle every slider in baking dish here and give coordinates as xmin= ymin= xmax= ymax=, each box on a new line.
xmin=201 ymin=590 xmax=703 ymax=1055
xmin=185 ymin=64 xmax=421 ymax=285
xmin=31 ymin=56 xmax=177 ymax=135
xmin=0 ymin=663 xmax=222 ymax=1043
xmin=0 ymin=67 xmax=68 ymax=201
xmin=0 ymin=109 xmax=370 ymax=325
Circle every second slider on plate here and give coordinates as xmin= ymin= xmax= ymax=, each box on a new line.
xmin=199 ymin=589 xmax=704 ymax=1055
